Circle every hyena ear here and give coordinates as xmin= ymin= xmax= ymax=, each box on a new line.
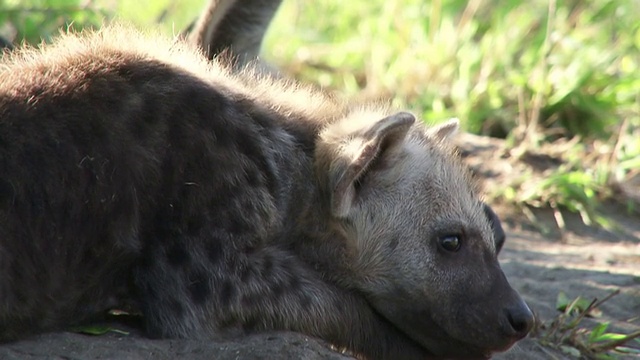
xmin=483 ymin=203 xmax=506 ymax=254
xmin=426 ymin=118 xmax=460 ymax=142
xmin=325 ymin=112 xmax=415 ymax=218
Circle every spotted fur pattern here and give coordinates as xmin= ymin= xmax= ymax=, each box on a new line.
xmin=0 ymin=26 xmax=533 ymax=359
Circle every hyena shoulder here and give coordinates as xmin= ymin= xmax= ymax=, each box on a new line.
xmin=0 ymin=25 xmax=317 ymax=338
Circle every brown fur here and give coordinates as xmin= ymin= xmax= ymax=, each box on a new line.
xmin=0 ymin=26 xmax=532 ymax=359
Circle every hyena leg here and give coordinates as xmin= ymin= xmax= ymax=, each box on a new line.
xmin=186 ymin=0 xmax=283 ymax=67
xmin=133 ymin=235 xmax=429 ymax=360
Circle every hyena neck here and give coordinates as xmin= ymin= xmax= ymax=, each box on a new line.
xmin=259 ymin=109 xmax=354 ymax=284
xmin=233 ymin=86 xmax=359 ymax=283
xmin=292 ymin=162 xmax=354 ymax=284
xmin=285 ymin=188 xmax=353 ymax=285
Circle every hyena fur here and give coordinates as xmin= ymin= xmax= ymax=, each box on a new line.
xmin=185 ymin=0 xmax=282 ymax=71
xmin=0 ymin=35 xmax=12 ymax=51
xmin=0 ymin=26 xmax=534 ymax=359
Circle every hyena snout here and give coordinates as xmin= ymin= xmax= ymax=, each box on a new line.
xmin=502 ymin=296 xmax=534 ymax=340
xmin=438 ymin=265 xmax=535 ymax=355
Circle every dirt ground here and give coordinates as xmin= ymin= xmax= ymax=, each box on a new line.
xmin=1 ymin=134 xmax=638 ymax=359
xmin=461 ymin=133 xmax=640 ymax=360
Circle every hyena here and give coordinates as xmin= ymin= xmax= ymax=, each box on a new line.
xmin=185 ymin=0 xmax=282 ymax=70
xmin=0 ymin=26 xmax=533 ymax=359
xmin=0 ymin=36 xmax=11 ymax=51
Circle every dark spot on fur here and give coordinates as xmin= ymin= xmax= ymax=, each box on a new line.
xmin=234 ymin=130 xmax=277 ymax=196
xmin=219 ymin=280 xmax=236 ymax=307
xmin=188 ymin=271 xmax=211 ymax=305
xmin=151 ymin=205 xmax=182 ymax=240
xmin=209 ymin=191 xmax=235 ymax=213
xmin=279 ymin=257 xmax=295 ymax=276
xmin=139 ymin=279 xmax=157 ymax=301
xmin=243 ymin=167 xmax=262 ymax=188
xmin=0 ymin=178 xmax=15 ymax=205
xmin=134 ymin=92 xmax=163 ymax=126
xmin=188 ymin=90 xmax=241 ymax=150
xmin=186 ymin=215 xmax=204 ymax=236
xmin=242 ymin=317 xmax=259 ymax=333
xmin=288 ymin=276 xmax=301 ymax=291
xmin=217 ymin=316 xmax=238 ymax=329
xmin=271 ymin=281 xmax=286 ymax=298
xmin=300 ymin=294 xmax=312 ymax=310
xmin=262 ymin=255 xmax=274 ymax=278
xmin=183 ymin=85 xmax=219 ymax=122
xmin=240 ymin=294 xmax=254 ymax=308
xmin=211 ymin=126 xmax=239 ymax=151
xmin=130 ymin=117 xmax=149 ymax=141
xmin=236 ymin=133 xmax=262 ymax=160
xmin=138 ymin=251 xmax=155 ymax=269
xmin=388 ymin=236 xmax=399 ymax=251
xmin=170 ymin=298 xmax=185 ymax=318
xmin=28 ymin=189 xmax=47 ymax=215
xmin=239 ymin=263 xmax=255 ymax=283
xmin=227 ymin=214 xmax=251 ymax=235
xmin=206 ymin=239 xmax=223 ymax=264
xmin=166 ymin=243 xmax=190 ymax=267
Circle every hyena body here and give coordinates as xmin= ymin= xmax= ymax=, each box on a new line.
xmin=0 ymin=27 xmax=533 ymax=359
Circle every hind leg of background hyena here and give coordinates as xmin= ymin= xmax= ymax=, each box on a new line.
xmin=133 ymin=229 xmax=429 ymax=360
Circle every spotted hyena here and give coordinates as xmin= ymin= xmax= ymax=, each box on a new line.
xmin=0 ymin=26 xmax=533 ymax=359
xmin=185 ymin=0 xmax=282 ymax=65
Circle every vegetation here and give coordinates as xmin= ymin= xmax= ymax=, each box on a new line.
xmin=533 ymin=291 xmax=640 ymax=359
xmin=0 ymin=0 xmax=202 ymax=43
xmin=263 ymin=0 xmax=640 ymax=230
xmin=2 ymin=1 xmax=637 ymax=230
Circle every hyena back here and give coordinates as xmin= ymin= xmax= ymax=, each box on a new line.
xmin=0 ymin=26 xmax=533 ymax=359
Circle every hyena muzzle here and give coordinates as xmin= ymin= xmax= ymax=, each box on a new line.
xmin=0 ymin=26 xmax=533 ymax=359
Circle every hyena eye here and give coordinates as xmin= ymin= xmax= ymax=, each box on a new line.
xmin=438 ymin=235 xmax=461 ymax=252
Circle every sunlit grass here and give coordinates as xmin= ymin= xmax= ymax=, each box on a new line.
xmin=265 ymin=0 xmax=639 ymax=138
xmin=264 ymin=0 xmax=639 ymax=228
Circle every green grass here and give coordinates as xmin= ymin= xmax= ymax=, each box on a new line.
xmin=262 ymin=0 xmax=640 ymax=228
xmin=265 ymin=0 xmax=638 ymax=134
xmin=0 ymin=0 xmax=202 ymax=43
xmin=534 ymin=290 xmax=640 ymax=359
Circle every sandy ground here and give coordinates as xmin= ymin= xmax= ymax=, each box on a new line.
xmin=463 ymin=133 xmax=640 ymax=360
xmin=495 ymin=223 xmax=640 ymax=359
xmin=0 ymin=134 xmax=638 ymax=359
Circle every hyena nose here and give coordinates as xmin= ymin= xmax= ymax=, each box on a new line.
xmin=505 ymin=301 xmax=535 ymax=339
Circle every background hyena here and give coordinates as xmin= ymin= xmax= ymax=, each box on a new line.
xmin=185 ymin=0 xmax=283 ymax=72
xmin=0 ymin=36 xmax=11 ymax=50
xmin=0 ymin=26 xmax=533 ymax=359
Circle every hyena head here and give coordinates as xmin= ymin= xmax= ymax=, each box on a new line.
xmin=315 ymin=111 xmax=534 ymax=358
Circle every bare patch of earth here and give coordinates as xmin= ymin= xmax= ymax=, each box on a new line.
xmin=1 ymin=134 xmax=638 ymax=359
xmin=460 ymin=133 xmax=640 ymax=360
